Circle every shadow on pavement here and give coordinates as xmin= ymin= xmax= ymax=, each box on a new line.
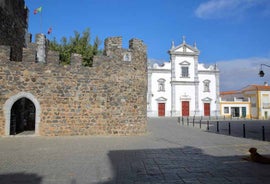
xmin=0 ymin=173 xmax=42 ymax=184
xmin=100 ymin=146 xmax=270 ymax=184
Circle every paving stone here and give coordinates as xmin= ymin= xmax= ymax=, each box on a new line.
xmin=181 ymin=178 xmax=201 ymax=184
xmin=198 ymin=177 xmax=232 ymax=184
xmin=0 ymin=118 xmax=270 ymax=183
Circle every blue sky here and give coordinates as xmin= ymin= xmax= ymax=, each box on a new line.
xmin=25 ymin=0 xmax=270 ymax=91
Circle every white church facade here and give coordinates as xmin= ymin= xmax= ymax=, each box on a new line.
xmin=147 ymin=37 xmax=220 ymax=117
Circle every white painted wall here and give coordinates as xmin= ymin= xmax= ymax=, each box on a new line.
xmin=198 ymin=72 xmax=218 ymax=116
xmin=220 ymin=103 xmax=250 ymax=118
xmin=260 ymin=91 xmax=270 ymax=119
xmin=147 ymin=39 xmax=220 ymax=117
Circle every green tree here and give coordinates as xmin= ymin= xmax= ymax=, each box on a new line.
xmin=48 ymin=28 xmax=101 ymax=66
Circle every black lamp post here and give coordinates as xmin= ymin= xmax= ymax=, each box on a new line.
xmin=259 ymin=64 xmax=270 ymax=77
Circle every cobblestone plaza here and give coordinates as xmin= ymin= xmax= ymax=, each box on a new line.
xmin=1 ymin=118 xmax=270 ymax=184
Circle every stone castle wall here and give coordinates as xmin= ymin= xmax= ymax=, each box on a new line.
xmin=0 ymin=35 xmax=147 ymax=136
xmin=0 ymin=0 xmax=28 ymax=61
xmin=0 ymin=0 xmax=147 ymax=136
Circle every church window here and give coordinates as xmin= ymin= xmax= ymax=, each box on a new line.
xmin=203 ymin=80 xmax=210 ymax=92
xmin=179 ymin=61 xmax=190 ymax=78
xmin=181 ymin=67 xmax=189 ymax=78
xmin=157 ymin=79 xmax=166 ymax=92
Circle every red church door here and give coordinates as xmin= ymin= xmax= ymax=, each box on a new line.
xmin=158 ymin=103 xmax=165 ymax=117
xmin=182 ymin=101 xmax=189 ymax=116
xmin=204 ymin=103 xmax=210 ymax=116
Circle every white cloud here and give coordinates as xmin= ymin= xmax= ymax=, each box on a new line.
xmin=195 ymin=0 xmax=270 ymax=19
xmin=216 ymin=57 xmax=270 ymax=91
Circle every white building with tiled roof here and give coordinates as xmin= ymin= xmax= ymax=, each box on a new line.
xmin=220 ymin=83 xmax=270 ymax=119
xmin=220 ymin=91 xmax=251 ymax=118
xmin=147 ymin=37 xmax=220 ymax=117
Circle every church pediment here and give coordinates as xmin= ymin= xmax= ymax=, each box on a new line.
xmin=156 ymin=97 xmax=167 ymax=102
xmin=180 ymin=94 xmax=191 ymax=100
xmin=179 ymin=61 xmax=190 ymax=65
xmin=173 ymin=45 xmax=195 ymax=53
xmin=169 ymin=37 xmax=200 ymax=56
xmin=202 ymin=97 xmax=212 ymax=102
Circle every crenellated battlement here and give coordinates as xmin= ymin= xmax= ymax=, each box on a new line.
xmin=0 ymin=33 xmax=147 ymax=69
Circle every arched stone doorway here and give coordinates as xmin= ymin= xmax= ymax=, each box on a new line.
xmin=10 ymin=98 xmax=36 ymax=135
xmin=4 ymin=92 xmax=41 ymax=136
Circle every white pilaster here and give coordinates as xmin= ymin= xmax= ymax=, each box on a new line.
xmin=171 ymin=55 xmax=176 ymax=80
xmin=171 ymin=84 xmax=176 ymax=116
xmin=194 ymin=56 xmax=199 ymax=115
xmin=147 ymin=70 xmax=153 ymax=116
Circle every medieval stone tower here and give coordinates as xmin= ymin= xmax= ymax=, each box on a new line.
xmin=0 ymin=0 xmax=147 ymax=136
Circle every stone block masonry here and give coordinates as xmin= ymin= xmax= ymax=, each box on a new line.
xmin=0 ymin=0 xmax=147 ymax=136
xmin=0 ymin=34 xmax=148 ymax=136
xmin=0 ymin=0 xmax=28 ymax=61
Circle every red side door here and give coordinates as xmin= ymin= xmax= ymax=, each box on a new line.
xmin=158 ymin=103 xmax=165 ymax=117
xmin=182 ymin=101 xmax=189 ymax=116
xmin=204 ymin=103 xmax=210 ymax=116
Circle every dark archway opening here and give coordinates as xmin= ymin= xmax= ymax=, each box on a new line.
xmin=10 ymin=98 xmax=36 ymax=135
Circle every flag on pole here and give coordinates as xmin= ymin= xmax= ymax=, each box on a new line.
xmin=34 ymin=7 xmax=42 ymax=15
xmin=47 ymin=27 xmax=52 ymax=34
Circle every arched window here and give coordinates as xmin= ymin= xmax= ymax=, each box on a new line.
xmin=157 ymin=78 xmax=166 ymax=92
xmin=203 ymin=80 xmax=210 ymax=92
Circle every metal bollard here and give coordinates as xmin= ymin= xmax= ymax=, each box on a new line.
xmin=207 ymin=121 xmax=209 ymax=131
xmin=187 ymin=117 xmax=189 ymax=126
xmin=182 ymin=117 xmax=184 ymax=125
xmin=216 ymin=121 xmax=219 ymax=133
xmin=228 ymin=122 xmax=231 ymax=135
xmin=262 ymin=126 xmax=265 ymax=141
xmin=199 ymin=120 xmax=202 ymax=129
xmin=183 ymin=117 xmax=185 ymax=125
xmin=243 ymin=124 xmax=246 ymax=138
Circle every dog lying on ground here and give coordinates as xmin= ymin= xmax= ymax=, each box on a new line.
xmin=242 ymin=147 xmax=270 ymax=164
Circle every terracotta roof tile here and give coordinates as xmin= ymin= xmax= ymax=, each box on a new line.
xmin=220 ymin=90 xmax=240 ymax=95
xmin=241 ymin=85 xmax=270 ymax=92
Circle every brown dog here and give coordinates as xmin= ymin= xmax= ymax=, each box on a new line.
xmin=243 ymin=147 xmax=270 ymax=164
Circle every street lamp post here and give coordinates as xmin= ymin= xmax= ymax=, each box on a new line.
xmin=259 ymin=64 xmax=270 ymax=77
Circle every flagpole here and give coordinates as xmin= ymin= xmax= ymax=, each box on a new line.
xmin=40 ymin=7 xmax=42 ymax=34
xmin=34 ymin=6 xmax=43 ymax=34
